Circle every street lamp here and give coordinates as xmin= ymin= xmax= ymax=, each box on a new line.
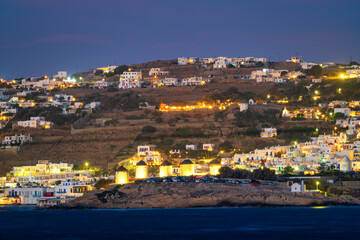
xmin=316 ymin=181 xmax=319 ymax=191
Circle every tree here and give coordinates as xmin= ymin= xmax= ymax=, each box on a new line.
xmin=94 ymin=70 xmax=103 ymax=76
xmin=114 ymin=65 xmax=129 ymax=75
xmin=307 ymin=65 xmax=323 ymax=78
xmin=333 ymin=112 xmax=345 ymax=120
xmin=142 ymin=125 xmax=157 ymax=133
xmin=219 ymin=167 xmax=234 ymax=178
xmin=94 ymin=179 xmax=114 ymax=189
xmin=245 ymin=127 xmax=260 ymax=136
xmin=219 ymin=141 xmax=234 ymax=152
xmin=281 ymin=71 xmax=287 ymax=77
xmin=281 ymin=166 xmax=294 ymax=175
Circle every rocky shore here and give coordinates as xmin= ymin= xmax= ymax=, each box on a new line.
xmin=58 ymin=182 xmax=360 ymax=209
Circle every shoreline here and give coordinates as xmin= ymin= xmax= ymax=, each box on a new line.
xmin=44 ymin=182 xmax=360 ymax=210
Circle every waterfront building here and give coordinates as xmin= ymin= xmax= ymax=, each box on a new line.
xmin=135 ymin=160 xmax=148 ymax=179
xmin=115 ymin=166 xmax=129 ymax=184
xmin=159 ymin=160 xmax=173 ymax=178
xmin=6 ymin=187 xmax=45 ymax=204
xmin=180 ymin=159 xmax=194 ymax=176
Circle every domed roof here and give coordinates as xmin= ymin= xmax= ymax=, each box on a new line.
xmin=161 ymin=160 xmax=172 ymax=166
xmin=116 ymin=166 xmax=128 ymax=172
xmin=181 ymin=159 xmax=194 ymax=165
xmin=136 ymin=160 xmax=147 ymax=166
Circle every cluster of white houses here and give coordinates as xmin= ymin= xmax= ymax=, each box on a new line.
xmin=0 ymin=160 xmax=95 ymax=206
xmin=0 ymin=91 xmax=101 ymax=129
xmin=117 ymin=69 xmax=209 ymax=89
xmin=178 ymin=56 xmax=268 ymax=68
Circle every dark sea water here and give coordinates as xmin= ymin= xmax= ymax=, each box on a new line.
xmin=1 ymin=206 xmax=360 ymax=240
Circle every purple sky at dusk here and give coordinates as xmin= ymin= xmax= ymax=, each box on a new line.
xmin=0 ymin=0 xmax=359 ymax=79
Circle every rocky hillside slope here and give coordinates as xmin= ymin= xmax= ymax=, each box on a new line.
xmin=61 ymin=182 xmax=360 ymax=209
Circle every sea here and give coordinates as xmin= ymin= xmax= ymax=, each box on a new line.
xmin=0 ymin=206 xmax=359 ymax=240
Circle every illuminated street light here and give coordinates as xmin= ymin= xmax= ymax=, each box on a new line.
xmin=316 ymin=181 xmax=319 ymax=191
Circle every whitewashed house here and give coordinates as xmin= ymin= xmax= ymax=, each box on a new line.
xmin=203 ymin=143 xmax=215 ymax=151
xmin=156 ymin=78 xmax=179 ymax=87
xmin=149 ymin=68 xmax=170 ymax=76
xmin=181 ymin=76 xmax=206 ymax=86
xmin=186 ymin=144 xmax=197 ymax=150
xmin=260 ymin=128 xmax=277 ymax=138
xmin=6 ymin=187 xmax=45 ymax=205
xmin=118 ymin=71 xmax=142 ymax=89
xmin=239 ymin=101 xmax=248 ymax=112
xmin=17 ymin=117 xmax=53 ymax=129
xmin=2 ymin=134 xmax=32 ymax=145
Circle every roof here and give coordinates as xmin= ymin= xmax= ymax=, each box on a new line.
xmin=209 ymin=159 xmax=221 ymax=165
xmin=161 ymin=160 xmax=172 ymax=166
xmin=136 ymin=160 xmax=147 ymax=166
xmin=340 ymin=156 xmax=351 ymax=163
xmin=116 ymin=166 xmax=128 ymax=172
xmin=181 ymin=159 xmax=194 ymax=165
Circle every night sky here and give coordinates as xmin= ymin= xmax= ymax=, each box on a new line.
xmin=1 ymin=0 xmax=359 ymax=79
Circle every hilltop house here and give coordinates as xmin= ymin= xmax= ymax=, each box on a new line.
xmin=260 ymin=128 xmax=277 ymax=138
xmin=118 ymin=70 xmax=142 ymax=89
xmin=181 ymin=76 xmax=206 ymax=86
xmin=17 ymin=117 xmax=53 ymax=129
xmin=2 ymin=134 xmax=32 ymax=146
xmin=149 ymin=68 xmax=170 ymax=76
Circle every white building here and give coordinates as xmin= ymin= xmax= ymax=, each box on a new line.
xmin=93 ymin=81 xmax=111 ymax=89
xmin=213 ymin=57 xmax=230 ymax=69
xmin=250 ymin=69 xmax=287 ymax=79
xmin=118 ymin=71 xmax=142 ymax=89
xmin=203 ymin=143 xmax=215 ymax=151
xmin=178 ymin=57 xmax=197 ymax=65
xmin=239 ymin=101 xmax=248 ymax=112
xmin=291 ymin=182 xmax=305 ymax=192
xmin=301 ymin=62 xmax=317 ymax=70
xmin=17 ymin=117 xmax=53 ymax=129
xmin=149 ymin=68 xmax=170 ymax=76
xmin=186 ymin=144 xmax=197 ymax=150
xmin=55 ymin=180 xmax=90 ymax=198
xmin=118 ymin=78 xmax=141 ymax=89
xmin=181 ymin=76 xmax=206 ymax=86
xmin=97 ymin=65 xmax=118 ymax=73
xmin=156 ymin=78 xmax=179 ymax=87
xmin=345 ymin=69 xmax=360 ymax=78
xmin=6 ymin=187 xmax=45 ymax=205
xmin=260 ymin=128 xmax=277 ymax=138
xmin=2 ymin=134 xmax=32 ymax=145
xmin=287 ymin=57 xmax=302 ymax=63
xmin=54 ymin=94 xmax=75 ymax=102
xmin=54 ymin=71 xmax=67 ymax=79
